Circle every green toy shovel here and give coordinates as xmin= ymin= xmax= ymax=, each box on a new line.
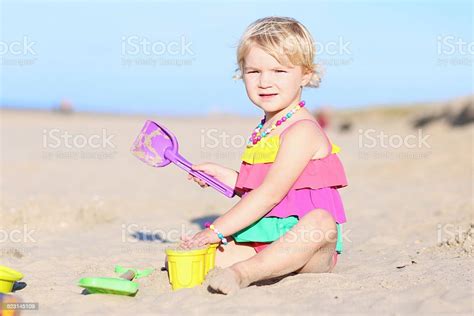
xmin=78 ymin=265 xmax=154 ymax=296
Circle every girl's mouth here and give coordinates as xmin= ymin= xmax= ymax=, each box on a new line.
xmin=259 ymin=93 xmax=278 ymax=99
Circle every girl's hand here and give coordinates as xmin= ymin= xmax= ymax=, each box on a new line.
xmin=179 ymin=229 xmax=221 ymax=249
xmin=187 ymin=163 xmax=238 ymax=189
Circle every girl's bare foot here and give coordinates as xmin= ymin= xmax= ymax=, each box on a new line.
xmin=205 ymin=250 xmax=339 ymax=294
xmin=203 ymin=266 xmax=251 ymax=295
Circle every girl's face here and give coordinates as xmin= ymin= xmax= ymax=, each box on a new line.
xmin=242 ymin=44 xmax=312 ymax=114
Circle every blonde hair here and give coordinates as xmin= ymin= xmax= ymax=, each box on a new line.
xmin=234 ymin=16 xmax=322 ymax=88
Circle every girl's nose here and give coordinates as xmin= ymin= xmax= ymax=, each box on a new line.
xmin=258 ymin=71 xmax=273 ymax=88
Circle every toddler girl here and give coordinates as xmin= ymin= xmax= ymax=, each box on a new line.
xmin=180 ymin=16 xmax=348 ymax=295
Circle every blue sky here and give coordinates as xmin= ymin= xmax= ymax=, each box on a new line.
xmin=1 ymin=0 xmax=472 ymax=115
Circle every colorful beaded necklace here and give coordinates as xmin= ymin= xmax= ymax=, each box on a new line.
xmin=247 ymin=100 xmax=305 ymax=147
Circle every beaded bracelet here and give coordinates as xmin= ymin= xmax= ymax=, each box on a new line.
xmin=204 ymin=222 xmax=228 ymax=245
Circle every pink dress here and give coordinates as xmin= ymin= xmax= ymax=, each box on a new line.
xmin=233 ymin=119 xmax=348 ymax=253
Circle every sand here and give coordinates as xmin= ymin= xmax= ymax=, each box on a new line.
xmin=0 ymin=100 xmax=472 ymax=315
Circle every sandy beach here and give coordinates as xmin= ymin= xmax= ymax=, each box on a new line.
xmin=0 ymin=98 xmax=472 ymax=315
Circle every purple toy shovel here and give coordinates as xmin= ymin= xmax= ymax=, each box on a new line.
xmin=130 ymin=120 xmax=235 ymax=198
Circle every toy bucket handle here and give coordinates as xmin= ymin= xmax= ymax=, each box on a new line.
xmin=119 ymin=270 xmax=136 ymax=281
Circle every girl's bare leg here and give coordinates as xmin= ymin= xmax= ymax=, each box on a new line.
xmin=204 ymin=209 xmax=337 ymax=294
xmin=214 ymin=238 xmax=257 ymax=268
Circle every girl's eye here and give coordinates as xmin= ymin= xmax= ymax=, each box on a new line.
xmin=246 ymin=70 xmax=259 ymax=74
xmin=275 ymin=70 xmax=287 ymax=73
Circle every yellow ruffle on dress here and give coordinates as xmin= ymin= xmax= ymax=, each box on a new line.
xmin=241 ymin=135 xmax=340 ymax=164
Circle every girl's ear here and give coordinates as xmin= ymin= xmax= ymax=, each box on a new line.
xmin=300 ymin=68 xmax=313 ymax=87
